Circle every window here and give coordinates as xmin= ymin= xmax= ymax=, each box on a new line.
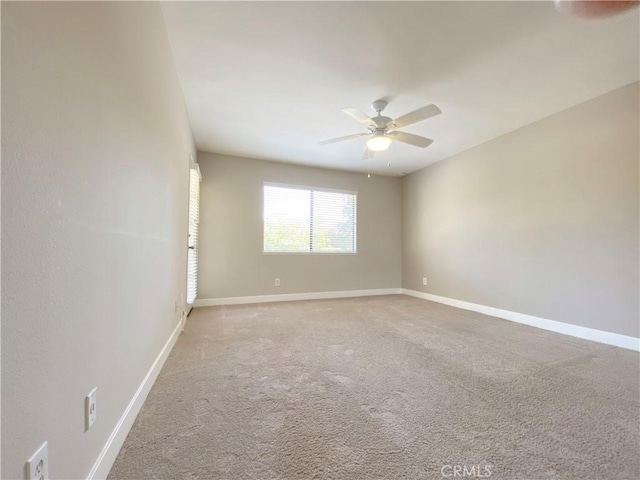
xmin=263 ymin=183 xmax=357 ymax=253
xmin=186 ymin=166 xmax=201 ymax=304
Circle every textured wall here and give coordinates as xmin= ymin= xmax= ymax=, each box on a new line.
xmin=197 ymin=153 xmax=402 ymax=298
xmin=1 ymin=3 xmax=194 ymax=478
xmin=402 ymin=82 xmax=639 ymax=338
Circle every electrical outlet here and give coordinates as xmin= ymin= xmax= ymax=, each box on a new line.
xmin=85 ymin=387 xmax=97 ymax=431
xmin=27 ymin=442 xmax=49 ymax=480
xmin=422 ymin=277 xmax=427 ymax=286
xmin=275 ymin=278 xmax=280 ymax=287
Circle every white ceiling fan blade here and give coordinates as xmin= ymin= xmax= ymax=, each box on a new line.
xmin=389 ymin=131 xmax=434 ymax=148
xmin=362 ymin=147 xmax=376 ymax=160
xmin=319 ymin=132 xmax=368 ymax=145
xmin=343 ymin=108 xmax=376 ymax=126
xmin=392 ymin=104 xmax=441 ymax=129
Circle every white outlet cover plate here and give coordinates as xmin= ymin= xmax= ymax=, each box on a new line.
xmin=85 ymin=387 xmax=97 ymax=431
xmin=27 ymin=441 xmax=49 ymax=480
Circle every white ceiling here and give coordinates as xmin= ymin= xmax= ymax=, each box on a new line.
xmin=161 ymin=2 xmax=639 ymax=176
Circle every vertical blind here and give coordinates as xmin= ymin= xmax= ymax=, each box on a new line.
xmin=263 ymin=184 xmax=357 ymax=253
xmin=186 ymin=167 xmax=200 ymax=304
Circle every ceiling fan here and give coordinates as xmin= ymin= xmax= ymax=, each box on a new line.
xmin=319 ymin=99 xmax=441 ymax=159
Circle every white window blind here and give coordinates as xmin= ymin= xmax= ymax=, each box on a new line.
xmin=263 ymin=184 xmax=356 ymax=253
xmin=186 ymin=167 xmax=200 ymax=304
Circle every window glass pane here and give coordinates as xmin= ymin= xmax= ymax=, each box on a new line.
xmin=264 ymin=186 xmax=311 ymax=252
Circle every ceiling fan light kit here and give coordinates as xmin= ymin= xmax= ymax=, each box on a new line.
xmin=366 ymin=134 xmax=392 ymax=152
xmin=320 ymin=99 xmax=442 ymax=159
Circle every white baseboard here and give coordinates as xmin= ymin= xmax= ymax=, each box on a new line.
xmin=193 ymin=288 xmax=403 ymax=307
xmin=403 ymin=289 xmax=639 ymax=352
xmin=86 ymin=316 xmax=185 ymax=479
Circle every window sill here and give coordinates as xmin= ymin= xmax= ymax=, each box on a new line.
xmin=262 ymin=251 xmax=357 ymax=256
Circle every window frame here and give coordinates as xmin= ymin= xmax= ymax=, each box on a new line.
xmin=262 ymin=182 xmax=358 ymax=255
xmin=186 ymin=164 xmax=201 ymax=304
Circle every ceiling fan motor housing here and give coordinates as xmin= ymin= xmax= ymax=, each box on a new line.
xmin=372 ymin=116 xmax=393 ymax=130
xmin=371 ymin=100 xmax=393 ymax=130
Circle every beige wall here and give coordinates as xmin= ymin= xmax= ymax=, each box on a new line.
xmin=403 ymin=82 xmax=639 ymax=338
xmin=197 ymin=153 xmax=402 ymax=298
xmin=2 ymin=3 xmax=194 ymax=479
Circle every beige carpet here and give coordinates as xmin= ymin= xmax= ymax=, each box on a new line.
xmin=109 ymin=295 xmax=639 ymax=479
